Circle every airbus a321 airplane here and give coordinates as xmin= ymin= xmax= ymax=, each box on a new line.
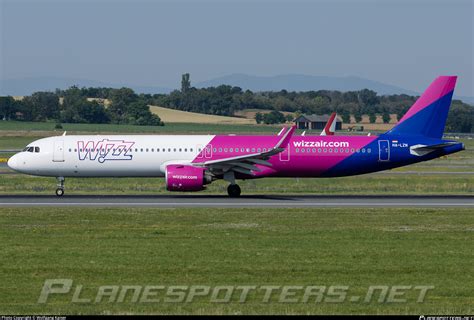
xmin=7 ymin=76 xmax=465 ymax=197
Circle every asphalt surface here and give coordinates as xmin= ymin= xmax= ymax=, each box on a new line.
xmin=0 ymin=195 xmax=472 ymax=208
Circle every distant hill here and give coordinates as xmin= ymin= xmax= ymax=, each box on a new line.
xmin=0 ymin=77 xmax=173 ymax=96
xmin=197 ymin=73 xmax=474 ymax=105
xmin=2 ymin=74 xmax=472 ymax=105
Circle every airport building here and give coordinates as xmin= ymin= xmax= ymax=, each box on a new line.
xmin=294 ymin=114 xmax=343 ymax=130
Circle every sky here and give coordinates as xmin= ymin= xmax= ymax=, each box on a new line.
xmin=1 ymin=0 xmax=473 ymax=96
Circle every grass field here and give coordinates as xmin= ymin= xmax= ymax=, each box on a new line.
xmin=0 ymin=174 xmax=472 ymax=195
xmin=0 ymin=122 xmax=472 ymax=315
xmin=1 ymin=136 xmax=472 ymax=195
xmin=0 ymin=121 xmax=281 ymax=135
xmin=0 ymin=207 xmax=472 ymax=314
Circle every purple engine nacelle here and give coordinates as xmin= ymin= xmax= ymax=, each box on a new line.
xmin=165 ymin=164 xmax=207 ymax=191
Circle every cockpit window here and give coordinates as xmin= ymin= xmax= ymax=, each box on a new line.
xmin=23 ymin=146 xmax=37 ymax=153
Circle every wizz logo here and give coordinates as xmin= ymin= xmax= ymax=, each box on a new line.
xmin=77 ymin=139 xmax=135 ymax=163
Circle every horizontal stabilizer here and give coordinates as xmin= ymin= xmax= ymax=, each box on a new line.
xmin=410 ymin=142 xmax=458 ymax=156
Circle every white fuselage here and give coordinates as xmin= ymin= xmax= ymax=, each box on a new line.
xmin=8 ymin=135 xmax=214 ymax=177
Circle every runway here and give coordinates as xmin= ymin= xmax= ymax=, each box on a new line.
xmin=0 ymin=195 xmax=472 ymax=208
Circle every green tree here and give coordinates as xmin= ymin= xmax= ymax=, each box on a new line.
xmin=77 ymin=101 xmax=110 ymax=124
xmin=358 ymin=89 xmax=379 ymax=107
xmin=0 ymin=96 xmax=16 ymax=120
xmin=369 ymin=112 xmax=377 ymax=123
xmin=20 ymin=92 xmax=60 ymax=121
xmin=382 ymin=111 xmax=391 ymax=124
xmin=108 ymin=88 xmax=138 ymax=124
xmin=340 ymin=110 xmax=351 ymax=124
xmin=181 ymin=73 xmax=191 ymax=94
xmin=255 ymin=112 xmax=263 ymax=124
xmin=262 ymin=110 xmax=286 ymax=124
xmin=354 ymin=110 xmax=363 ymax=123
xmin=445 ymin=103 xmax=473 ymax=133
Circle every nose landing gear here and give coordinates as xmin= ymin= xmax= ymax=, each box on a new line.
xmin=56 ymin=177 xmax=65 ymax=196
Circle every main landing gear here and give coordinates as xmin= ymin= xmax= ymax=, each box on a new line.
xmin=227 ymin=184 xmax=241 ymax=197
xmin=224 ymin=171 xmax=241 ymax=197
xmin=56 ymin=177 xmax=65 ymax=197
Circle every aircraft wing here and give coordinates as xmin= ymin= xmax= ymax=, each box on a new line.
xmin=195 ymin=125 xmax=296 ymax=176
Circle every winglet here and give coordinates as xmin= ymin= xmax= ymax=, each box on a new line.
xmin=277 ymin=127 xmax=287 ymax=136
xmin=275 ymin=125 xmax=296 ymax=149
xmin=320 ymin=112 xmax=337 ymax=136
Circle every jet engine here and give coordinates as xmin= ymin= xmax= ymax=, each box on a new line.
xmin=165 ymin=164 xmax=211 ymax=191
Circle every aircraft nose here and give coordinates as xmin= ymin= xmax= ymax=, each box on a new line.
xmin=7 ymin=155 xmax=18 ymax=171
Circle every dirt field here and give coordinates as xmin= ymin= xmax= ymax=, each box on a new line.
xmin=149 ymin=105 xmax=255 ymax=124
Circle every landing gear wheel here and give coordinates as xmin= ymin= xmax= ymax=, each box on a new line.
xmin=56 ymin=177 xmax=65 ymax=197
xmin=227 ymin=184 xmax=241 ymax=197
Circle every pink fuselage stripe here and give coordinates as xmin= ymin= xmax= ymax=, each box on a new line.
xmin=398 ymin=76 xmax=456 ymax=124
xmin=193 ymin=135 xmax=377 ymax=178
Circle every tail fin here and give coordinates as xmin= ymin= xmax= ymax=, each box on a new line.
xmin=386 ymin=76 xmax=457 ymax=139
xmin=320 ymin=112 xmax=337 ymax=136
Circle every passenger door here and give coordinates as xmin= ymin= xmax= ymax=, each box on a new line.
xmin=378 ymin=140 xmax=390 ymax=161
